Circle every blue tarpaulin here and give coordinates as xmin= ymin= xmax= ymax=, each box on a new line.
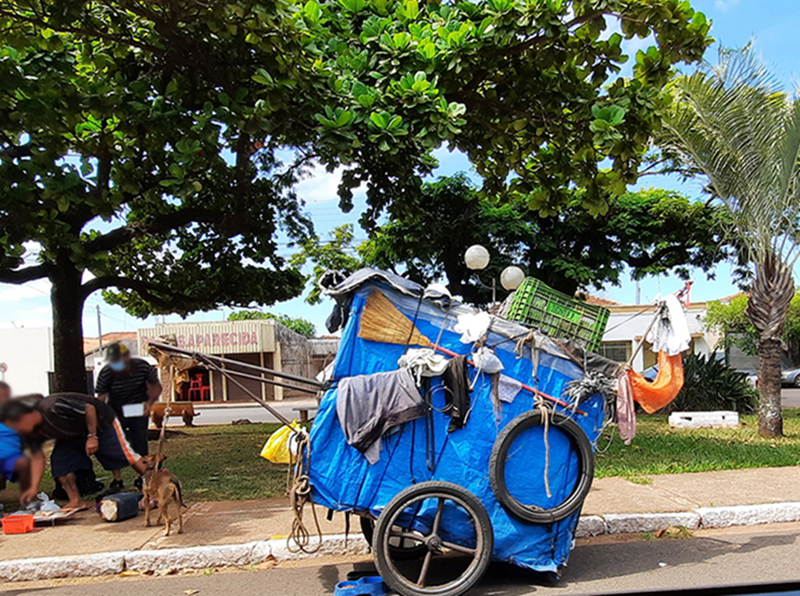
xmin=309 ymin=278 xmax=611 ymax=572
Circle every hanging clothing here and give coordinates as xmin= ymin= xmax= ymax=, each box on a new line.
xmin=646 ymin=295 xmax=691 ymax=356
xmin=442 ymin=356 xmax=471 ymax=432
xmin=616 ymin=370 xmax=636 ymax=445
xmin=454 ymin=311 xmax=491 ymax=344
xmin=628 ymin=351 xmax=684 ymax=414
xmin=495 ymin=374 xmax=523 ymax=404
xmin=398 ymin=348 xmax=449 ymax=385
xmin=336 ymin=368 xmax=426 ymax=464
xmin=472 ymin=346 xmax=504 ymax=375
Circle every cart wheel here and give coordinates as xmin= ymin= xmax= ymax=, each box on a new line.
xmin=489 ymin=409 xmax=594 ymax=525
xmin=360 ymin=516 xmax=429 ymax=560
xmin=373 ymin=481 xmax=493 ymax=596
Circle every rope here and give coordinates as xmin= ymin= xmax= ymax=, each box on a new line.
xmin=287 ymin=432 xmax=323 ymax=554
xmin=537 ymin=400 xmax=552 ymax=499
xmin=154 ymin=364 xmax=176 ymax=473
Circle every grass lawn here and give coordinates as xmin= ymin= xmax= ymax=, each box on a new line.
xmin=17 ymin=409 xmax=800 ymax=504
xmin=596 ymin=408 xmax=800 ymax=481
xmin=31 ymin=422 xmax=289 ymax=503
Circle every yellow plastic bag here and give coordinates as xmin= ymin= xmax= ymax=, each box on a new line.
xmin=260 ymin=421 xmax=300 ymax=464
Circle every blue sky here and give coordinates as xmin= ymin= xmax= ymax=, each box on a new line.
xmin=2 ymin=0 xmax=800 ymax=337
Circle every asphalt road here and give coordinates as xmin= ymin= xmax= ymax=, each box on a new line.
xmin=783 ymin=388 xmax=800 ymax=409
xmin=9 ymin=523 xmax=800 ymax=596
xmin=167 ymin=399 xmax=318 ymax=426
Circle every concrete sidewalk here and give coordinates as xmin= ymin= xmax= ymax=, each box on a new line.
xmin=1 ymin=466 xmax=799 ymax=580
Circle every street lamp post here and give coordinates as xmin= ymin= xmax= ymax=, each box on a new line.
xmin=464 ymin=244 xmax=525 ymax=305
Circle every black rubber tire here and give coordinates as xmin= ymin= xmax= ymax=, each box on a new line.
xmin=360 ymin=515 xmax=428 ymax=560
xmin=489 ymin=409 xmax=594 ymax=525
xmin=373 ymin=481 xmax=493 ymax=596
xmin=793 ymin=375 xmax=800 ymax=389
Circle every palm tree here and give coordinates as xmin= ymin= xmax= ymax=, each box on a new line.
xmin=659 ymin=45 xmax=800 ymax=437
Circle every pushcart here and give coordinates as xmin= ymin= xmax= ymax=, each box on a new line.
xmin=307 ymin=270 xmax=618 ymax=596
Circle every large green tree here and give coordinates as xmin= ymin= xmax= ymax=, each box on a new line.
xmin=659 ymin=46 xmax=800 ymax=437
xmin=1 ymin=0 xmax=710 ymax=391
xmin=227 ymin=310 xmax=316 ymax=337
xmin=358 ymin=174 xmax=732 ymax=303
xmin=705 ymin=293 xmax=800 ymax=368
xmin=307 ymin=0 xmax=712 ymax=216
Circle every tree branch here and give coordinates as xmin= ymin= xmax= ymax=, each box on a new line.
xmin=81 ymin=275 xmax=175 ymax=308
xmin=83 ymin=207 xmax=212 ymax=254
xmin=0 ymin=264 xmax=50 ymax=284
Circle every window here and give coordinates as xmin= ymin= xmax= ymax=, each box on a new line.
xmin=600 ymin=341 xmax=631 ymax=363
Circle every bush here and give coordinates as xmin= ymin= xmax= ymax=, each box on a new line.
xmin=668 ymin=353 xmax=757 ymax=414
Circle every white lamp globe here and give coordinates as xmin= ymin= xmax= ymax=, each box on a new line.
xmin=465 ymin=245 xmax=490 ymax=271
xmin=500 ymin=266 xmax=525 ymax=291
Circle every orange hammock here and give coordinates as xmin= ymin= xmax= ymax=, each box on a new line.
xmin=627 ymin=351 xmax=684 ymax=414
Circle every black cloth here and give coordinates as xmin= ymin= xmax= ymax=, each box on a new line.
xmin=442 ymin=356 xmax=471 ymax=432
xmin=118 ymin=416 xmax=149 ymax=456
xmin=24 ymin=393 xmax=117 ymax=452
xmin=49 ymin=417 xmax=141 ymax=477
xmin=95 ymin=358 xmax=159 ymax=411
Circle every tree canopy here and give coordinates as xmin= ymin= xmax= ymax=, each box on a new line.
xmin=305 ymin=0 xmax=711 ymax=216
xmin=705 ymin=293 xmax=800 ymax=366
xmin=0 ymin=0 xmax=711 ymax=390
xmin=356 ymin=175 xmax=733 ymax=303
xmin=227 ymin=310 xmax=316 ymax=337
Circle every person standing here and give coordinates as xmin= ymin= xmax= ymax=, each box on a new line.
xmin=95 ymin=343 xmax=161 ymax=490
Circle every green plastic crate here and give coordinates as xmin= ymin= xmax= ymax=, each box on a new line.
xmin=505 ymin=278 xmax=610 ymax=351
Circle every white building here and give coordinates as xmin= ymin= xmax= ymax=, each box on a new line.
xmin=597 ymin=299 xmax=721 ymax=371
xmin=0 ymin=327 xmax=54 ymax=395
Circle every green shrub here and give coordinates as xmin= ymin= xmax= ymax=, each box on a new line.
xmin=668 ymin=353 xmax=757 ymax=414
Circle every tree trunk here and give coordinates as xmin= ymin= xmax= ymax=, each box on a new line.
xmin=50 ymin=265 xmax=87 ymax=393
xmin=757 ymin=337 xmax=783 ymax=437
xmin=745 ymin=254 xmax=794 ymax=437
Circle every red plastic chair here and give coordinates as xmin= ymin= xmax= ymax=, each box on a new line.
xmin=188 ymin=374 xmax=203 ymax=401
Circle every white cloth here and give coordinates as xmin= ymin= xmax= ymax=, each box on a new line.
xmin=398 ymin=348 xmax=449 ymax=385
xmin=472 ymin=346 xmax=504 ymax=374
xmin=646 ymin=295 xmax=691 ymax=356
xmin=497 ymin=375 xmax=523 ymax=404
xmin=454 ymin=311 xmax=492 ymax=344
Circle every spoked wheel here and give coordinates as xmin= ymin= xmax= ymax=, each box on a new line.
xmin=373 ymin=481 xmax=493 ymax=596
xmin=360 ymin=515 xmax=428 ymax=560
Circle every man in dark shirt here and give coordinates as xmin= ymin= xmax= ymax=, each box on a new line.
xmin=95 ymin=343 xmax=161 ymax=490
xmin=0 ymin=393 xmax=147 ymax=510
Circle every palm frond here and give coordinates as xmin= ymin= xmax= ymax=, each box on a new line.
xmin=660 ymin=45 xmax=800 ymax=270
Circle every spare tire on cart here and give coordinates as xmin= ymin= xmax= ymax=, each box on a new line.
xmin=489 ymin=409 xmax=594 ymax=525
xmin=373 ymin=481 xmax=493 ymax=596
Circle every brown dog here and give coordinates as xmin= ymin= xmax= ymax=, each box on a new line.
xmin=140 ymin=454 xmax=185 ymax=535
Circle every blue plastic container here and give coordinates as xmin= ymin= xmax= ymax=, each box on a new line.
xmin=334 ymin=576 xmax=388 ymax=596
xmin=99 ymin=492 xmax=141 ymax=522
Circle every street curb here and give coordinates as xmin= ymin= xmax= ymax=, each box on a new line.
xmin=0 ymin=534 xmax=370 ymax=583
xmin=5 ymin=503 xmax=800 ymax=583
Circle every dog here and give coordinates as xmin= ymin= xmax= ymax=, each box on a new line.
xmin=140 ymin=454 xmax=186 ymax=535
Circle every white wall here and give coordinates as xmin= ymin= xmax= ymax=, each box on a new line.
xmin=601 ymin=304 xmax=715 ymax=371
xmin=0 ymin=327 xmax=54 ymax=395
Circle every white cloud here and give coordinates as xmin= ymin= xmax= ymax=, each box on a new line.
xmin=0 ymin=279 xmax=51 ymax=302
xmin=295 ymin=163 xmax=345 ymax=204
xmin=715 ymin=0 xmax=739 ymax=12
